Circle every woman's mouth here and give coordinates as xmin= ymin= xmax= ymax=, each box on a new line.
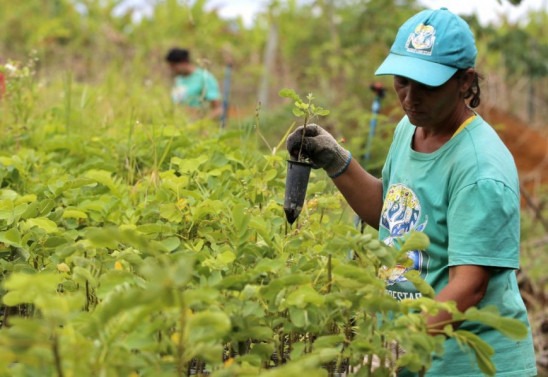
xmin=406 ymin=109 xmax=424 ymax=117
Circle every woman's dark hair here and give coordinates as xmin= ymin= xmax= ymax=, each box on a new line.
xmin=461 ymin=70 xmax=483 ymax=108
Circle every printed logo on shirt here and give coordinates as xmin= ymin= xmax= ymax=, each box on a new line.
xmin=406 ymin=24 xmax=436 ymax=56
xmin=379 ymin=184 xmax=429 ymax=290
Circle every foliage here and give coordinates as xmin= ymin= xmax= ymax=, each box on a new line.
xmin=487 ymin=16 xmax=548 ymax=79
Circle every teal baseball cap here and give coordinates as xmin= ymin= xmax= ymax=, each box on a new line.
xmin=375 ymin=8 xmax=477 ymax=87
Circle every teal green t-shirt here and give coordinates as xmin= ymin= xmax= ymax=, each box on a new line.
xmin=171 ymin=68 xmax=220 ymax=107
xmin=379 ymin=115 xmax=537 ymax=376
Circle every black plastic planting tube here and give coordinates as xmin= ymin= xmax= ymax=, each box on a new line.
xmin=284 ymin=159 xmax=312 ymax=224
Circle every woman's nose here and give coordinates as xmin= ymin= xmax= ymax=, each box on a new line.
xmin=403 ymin=84 xmax=421 ymax=106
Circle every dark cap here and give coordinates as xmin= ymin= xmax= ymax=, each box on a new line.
xmin=165 ymin=48 xmax=190 ymax=63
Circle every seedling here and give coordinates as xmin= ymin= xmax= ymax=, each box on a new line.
xmin=279 ymin=89 xmax=329 ymax=224
xmin=278 ymin=89 xmax=330 ymax=162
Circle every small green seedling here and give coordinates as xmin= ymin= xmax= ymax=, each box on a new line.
xmin=279 ymin=89 xmax=330 ymax=225
xmin=279 ymin=88 xmax=330 ymax=162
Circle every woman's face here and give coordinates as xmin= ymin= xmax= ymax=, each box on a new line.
xmin=169 ymin=61 xmax=192 ymax=76
xmin=393 ymin=71 xmax=471 ymax=129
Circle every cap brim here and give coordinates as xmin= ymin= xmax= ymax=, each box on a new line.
xmin=375 ymin=53 xmax=458 ymax=87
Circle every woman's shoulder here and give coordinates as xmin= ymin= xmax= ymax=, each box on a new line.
xmin=450 ymin=115 xmax=519 ymax=193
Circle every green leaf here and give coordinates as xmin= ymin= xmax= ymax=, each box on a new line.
xmin=83 ymin=169 xmax=120 ymax=194
xmin=3 ymin=273 xmax=62 ymax=306
xmin=215 ymin=273 xmax=249 ymax=290
xmin=292 ymin=108 xmax=305 ymax=117
xmin=171 ymin=154 xmax=209 ymax=173
xmin=289 ymin=341 xmax=306 ymax=360
xmin=249 ymin=217 xmax=274 ymax=246
xmin=400 ymin=232 xmax=430 ymax=253
xmin=159 ymin=203 xmax=183 ymax=222
xmin=160 ymin=236 xmax=180 ymax=252
xmin=333 ymin=264 xmax=381 ymax=287
xmin=0 ymin=228 xmax=22 ymax=247
xmin=289 ymin=307 xmax=307 ymax=328
xmin=403 ymin=270 xmax=435 ymax=298
xmin=453 ymin=330 xmax=496 ymax=376
xmin=315 ymin=108 xmax=330 ymax=116
xmin=278 ymin=88 xmax=301 ymax=101
xmin=295 ymin=101 xmax=309 ymax=110
xmin=26 ymin=217 xmax=59 ymax=233
xmin=0 ymin=201 xmax=27 ymax=224
xmin=262 ymin=169 xmax=277 ymax=182
xmin=136 ymin=223 xmax=173 ymax=235
xmin=461 ymin=306 xmax=528 ymax=340
xmin=313 ymin=334 xmax=345 ymax=349
xmin=234 ymin=354 xmax=263 ymax=368
xmin=20 ymin=201 xmax=39 ymax=219
xmin=232 ymin=203 xmax=250 ymax=237
xmin=203 ymin=250 xmax=236 ymax=270
xmin=246 ymin=326 xmax=273 ymax=341
xmin=260 ymin=274 xmax=311 ymax=301
xmin=37 ymin=199 xmax=56 ymax=216
xmin=96 ymin=270 xmax=136 ymax=299
xmin=190 ymin=343 xmax=225 ymax=364
xmin=250 ymin=343 xmax=275 ymax=361
xmin=62 ymin=209 xmax=88 ymax=219
xmin=286 ymin=285 xmax=325 ymax=308
xmin=72 ymin=266 xmax=98 ymax=288
xmin=186 ymin=311 xmax=231 ymax=343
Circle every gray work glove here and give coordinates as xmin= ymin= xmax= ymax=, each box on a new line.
xmin=286 ymin=124 xmax=352 ymax=178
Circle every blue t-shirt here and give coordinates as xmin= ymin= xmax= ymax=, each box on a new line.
xmin=171 ymin=68 xmax=220 ymax=108
xmin=379 ymin=115 xmax=537 ymax=376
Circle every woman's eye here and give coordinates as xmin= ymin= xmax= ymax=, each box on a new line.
xmin=421 ymin=84 xmax=439 ymax=91
xmin=394 ymin=76 xmax=409 ymax=86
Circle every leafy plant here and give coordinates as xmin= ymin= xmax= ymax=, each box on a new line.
xmin=0 ymin=100 xmax=529 ymax=377
xmin=278 ymin=88 xmax=329 ymax=163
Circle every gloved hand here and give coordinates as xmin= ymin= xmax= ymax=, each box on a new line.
xmin=286 ymin=124 xmax=352 ymax=178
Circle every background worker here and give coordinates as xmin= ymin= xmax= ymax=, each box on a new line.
xmin=286 ymin=8 xmax=537 ymax=376
xmin=165 ymin=47 xmax=222 ymax=120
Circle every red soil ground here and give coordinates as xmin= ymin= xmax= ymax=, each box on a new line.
xmin=480 ymin=106 xmax=548 ymax=197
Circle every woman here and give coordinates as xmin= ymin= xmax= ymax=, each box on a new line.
xmin=287 ymin=8 xmax=537 ymax=376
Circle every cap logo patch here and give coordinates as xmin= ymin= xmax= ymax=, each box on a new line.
xmin=406 ymin=24 xmax=436 ymax=56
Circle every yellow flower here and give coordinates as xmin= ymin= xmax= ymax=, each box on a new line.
xmin=224 ymin=358 xmax=234 ymax=367
xmin=114 ymin=261 xmax=123 ymax=270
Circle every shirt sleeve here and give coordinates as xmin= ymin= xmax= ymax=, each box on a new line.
xmin=203 ymin=72 xmax=221 ymax=101
xmin=447 ymin=179 xmax=520 ymax=269
xmin=381 ymin=119 xmax=406 ymax=194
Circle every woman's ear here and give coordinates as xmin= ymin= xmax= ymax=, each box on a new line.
xmin=459 ymin=68 xmax=475 ymax=95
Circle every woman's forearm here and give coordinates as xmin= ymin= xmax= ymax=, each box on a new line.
xmin=426 ymin=265 xmax=490 ymax=333
xmin=332 ymin=159 xmax=384 ymax=229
